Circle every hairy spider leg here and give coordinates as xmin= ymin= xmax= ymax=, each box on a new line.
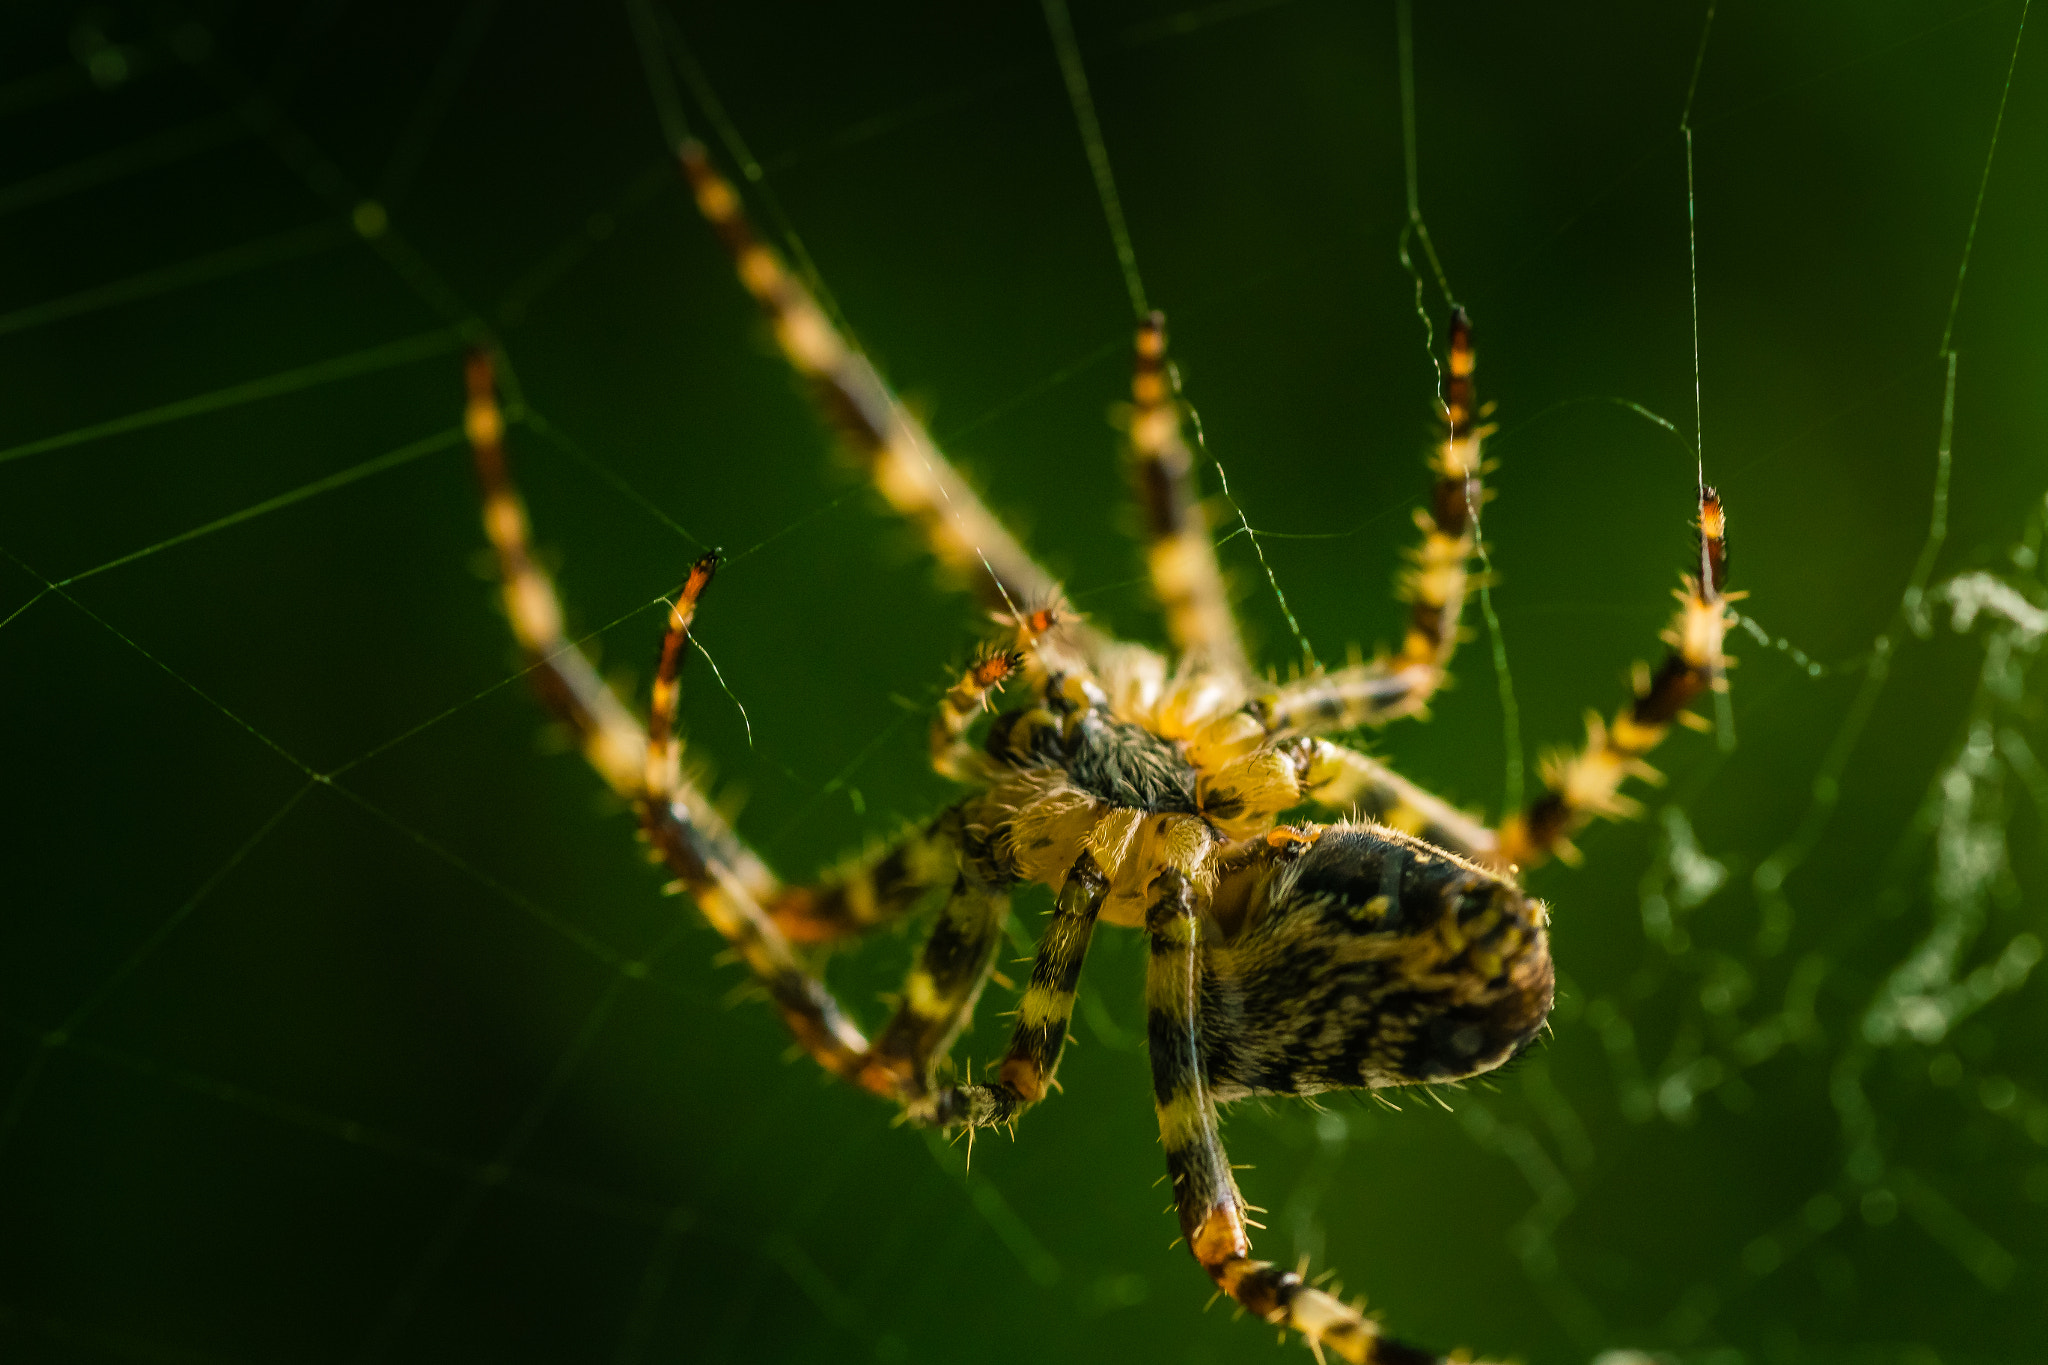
xmin=1144 ymin=869 xmax=1444 ymax=1365
xmin=913 ymin=850 xmax=1109 ymax=1129
xmin=678 ymin=140 xmax=1100 ymax=671
xmin=761 ymin=812 xmax=962 ymax=946
xmin=1494 ymin=487 xmax=1739 ymax=870
xmin=1259 ymin=308 xmax=1491 ymax=735
xmin=1130 ymin=312 xmax=1248 ymax=676
xmin=470 ymin=350 xmax=895 ymax=1087
xmin=859 ymin=856 xmax=1011 ymax=1101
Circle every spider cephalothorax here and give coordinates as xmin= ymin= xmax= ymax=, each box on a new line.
xmin=465 ymin=140 xmax=1736 ymax=1365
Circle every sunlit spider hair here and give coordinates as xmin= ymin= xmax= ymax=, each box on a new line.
xmin=464 ymin=141 xmax=1738 ymax=1365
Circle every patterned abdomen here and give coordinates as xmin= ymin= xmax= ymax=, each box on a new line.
xmin=1201 ymin=825 xmax=1554 ymax=1099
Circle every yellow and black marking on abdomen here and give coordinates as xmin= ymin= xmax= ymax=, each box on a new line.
xmin=1203 ymin=823 xmax=1552 ymax=1098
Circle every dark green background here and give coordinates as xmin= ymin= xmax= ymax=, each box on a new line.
xmin=2 ymin=2 xmax=2044 ymax=1362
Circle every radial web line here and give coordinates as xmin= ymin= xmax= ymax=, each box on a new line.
xmin=625 ymin=0 xmax=693 ymax=153
xmin=630 ymin=0 xmax=1036 ymax=624
xmin=1395 ymin=0 xmax=1451 ymax=310
xmin=1044 ymin=0 xmax=1317 ymax=664
xmin=0 ymin=111 xmax=250 ymax=218
xmin=524 ymin=407 xmax=710 ymax=548
xmin=325 ymin=591 xmax=681 ymax=781
xmin=54 ymin=428 xmax=464 ymax=591
xmin=0 ymin=327 xmax=466 ymax=467
xmin=1042 ymin=0 xmax=1149 ymax=320
xmin=0 ymin=544 xmax=652 ymax=1021
xmin=1940 ymin=0 xmax=2031 ymax=358
xmin=0 ymin=450 xmax=707 ymax=1365
xmin=0 ymin=783 xmax=314 ymax=1158
xmin=645 ymin=4 xmax=862 ymax=347
xmin=172 ymin=19 xmax=491 ymax=338
xmin=1681 ymin=3 xmax=1714 ymax=495
xmin=611 ymin=1206 xmax=699 ymax=1365
xmin=0 ymin=219 xmax=347 ymax=339
xmin=1215 ymin=460 xmax=1318 ymax=669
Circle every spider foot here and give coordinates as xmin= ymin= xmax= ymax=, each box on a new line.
xmin=904 ymin=1079 xmax=1027 ymax=1132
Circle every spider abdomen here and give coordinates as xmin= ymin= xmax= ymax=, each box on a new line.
xmin=1200 ymin=824 xmax=1554 ymax=1099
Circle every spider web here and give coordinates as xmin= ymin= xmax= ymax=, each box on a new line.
xmin=2 ymin=3 xmax=2044 ymax=1363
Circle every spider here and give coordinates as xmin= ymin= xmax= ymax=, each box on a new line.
xmin=463 ymin=140 xmax=1738 ymax=1365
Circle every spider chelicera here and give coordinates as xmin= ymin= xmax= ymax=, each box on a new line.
xmin=464 ymin=140 xmax=1738 ymax=1364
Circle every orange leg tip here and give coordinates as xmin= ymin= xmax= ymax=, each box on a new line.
xmin=683 ymin=551 xmax=720 ymax=601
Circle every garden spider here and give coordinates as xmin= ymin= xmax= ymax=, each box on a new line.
xmin=464 ymin=140 xmax=1738 ymax=1365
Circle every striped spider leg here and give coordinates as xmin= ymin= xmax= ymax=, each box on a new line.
xmin=1130 ymin=309 xmax=1249 ymax=677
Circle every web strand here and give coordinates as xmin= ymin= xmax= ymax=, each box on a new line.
xmin=1043 ymin=0 xmax=1150 ymax=321
xmin=1940 ymin=0 xmax=2031 ymax=358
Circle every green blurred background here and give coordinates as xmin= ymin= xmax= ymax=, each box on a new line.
xmin=2 ymin=2 xmax=2044 ymax=1362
